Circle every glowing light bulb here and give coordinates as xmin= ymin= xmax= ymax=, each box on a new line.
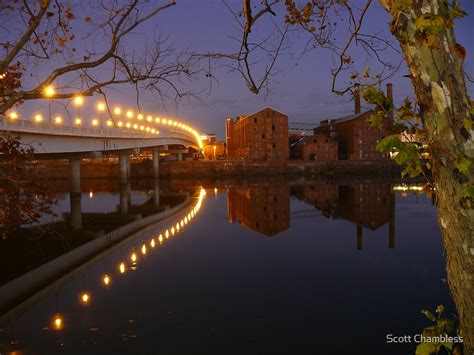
xmin=103 ymin=274 xmax=111 ymax=286
xmin=97 ymin=102 xmax=106 ymax=112
xmin=139 ymin=125 xmax=144 ymax=131
xmin=75 ymin=118 xmax=82 ymax=125
xmin=133 ymin=124 xmax=138 ymax=129
xmin=53 ymin=316 xmax=63 ymax=330
xmin=126 ymin=110 xmax=133 ymax=119
xmin=114 ymin=107 xmax=122 ymax=115
xmin=8 ymin=111 xmax=18 ymax=120
xmin=146 ymin=115 xmax=152 ymax=122
xmin=119 ymin=262 xmax=126 ymax=274
xmin=54 ymin=116 xmax=62 ymax=124
xmin=155 ymin=117 xmax=161 ymax=123
xmin=151 ymin=128 xmax=156 ymax=133
xmin=137 ymin=114 xmax=143 ymax=121
xmin=159 ymin=234 xmax=163 ymax=243
xmin=141 ymin=244 xmax=147 ymax=255
xmin=117 ymin=121 xmax=123 ymax=127
xmin=73 ymin=95 xmax=83 ymax=106
xmin=150 ymin=239 xmax=155 ymax=248
xmin=34 ymin=113 xmax=43 ymax=122
xmin=44 ymin=85 xmax=55 ymax=97
xmin=165 ymin=230 xmax=169 ymax=239
xmin=80 ymin=292 xmax=90 ymax=304
xmin=89 ymin=191 xmax=93 ymax=198
xmin=162 ymin=119 xmax=167 ymax=124
xmin=146 ymin=127 xmax=150 ymax=132
xmin=106 ymin=120 xmax=113 ymax=127
xmin=131 ymin=253 xmax=137 ymax=263
xmin=176 ymin=222 xmax=180 ymax=231
xmin=180 ymin=220 xmax=184 ymax=227
xmin=92 ymin=119 xmax=99 ymax=126
xmin=155 ymin=131 xmax=160 ymax=135
xmin=126 ymin=122 xmax=131 ymax=128
xmin=171 ymin=226 xmax=175 ymax=235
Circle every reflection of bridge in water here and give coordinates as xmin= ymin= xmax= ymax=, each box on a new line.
xmin=0 ymin=187 xmax=207 ymax=329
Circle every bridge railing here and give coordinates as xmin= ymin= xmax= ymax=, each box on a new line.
xmin=0 ymin=118 xmax=196 ymax=142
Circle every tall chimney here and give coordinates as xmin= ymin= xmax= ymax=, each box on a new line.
xmin=386 ymin=83 xmax=394 ymax=122
xmin=354 ymin=83 xmax=361 ymax=114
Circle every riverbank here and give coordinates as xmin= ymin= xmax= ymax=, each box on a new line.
xmin=24 ymin=158 xmax=403 ymax=179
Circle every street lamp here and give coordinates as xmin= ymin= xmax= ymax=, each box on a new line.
xmin=73 ymin=95 xmax=83 ymax=125
xmin=97 ymin=102 xmax=105 ymax=128
xmin=43 ymin=85 xmax=55 ymax=124
xmin=213 ymin=145 xmax=216 ymax=160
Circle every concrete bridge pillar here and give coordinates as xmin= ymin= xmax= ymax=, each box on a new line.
xmin=177 ymin=152 xmax=182 ymax=161
xmin=153 ymin=179 xmax=160 ymax=207
xmin=356 ymin=225 xmax=363 ymax=251
xmin=119 ymin=182 xmax=130 ymax=215
xmin=69 ymin=158 xmax=81 ymax=194
xmin=388 ymin=196 xmax=396 ymax=249
xmin=152 ymin=147 xmax=160 ymax=178
xmin=126 ymin=155 xmax=131 ymax=179
xmin=70 ymin=191 xmax=82 ymax=230
xmin=119 ymin=154 xmax=129 ymax=183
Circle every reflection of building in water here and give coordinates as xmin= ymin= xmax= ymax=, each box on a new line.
xmin=295 ymin=183 xmax=395 ymax=249
xmin=227 ymin=185 xmax=290 ymax=237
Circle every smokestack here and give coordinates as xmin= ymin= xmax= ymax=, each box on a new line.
xmin=354 ymin=83 xmax=361 ymax=114
xmin=386 ymin=83 xmax=394 ymax=122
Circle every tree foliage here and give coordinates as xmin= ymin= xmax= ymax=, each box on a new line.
xmin=0 ymin=133 xmax=55 ymax=239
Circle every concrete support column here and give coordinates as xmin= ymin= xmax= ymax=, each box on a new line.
xmin=119 ymin=154 xmax=129 ymax=183
xmin=153 ymin=179 xmax=160 ymax=207
xmin=177 ymin=152 xmax=182 ymax=161
xmin=69 ymin=158 xmax=81 ymax=194
xmin=356 ymin=225 xmax=363 ymax=251
xmin=152 ymin=147 xmax=160 ymax=178
xmin=119 ymin=182 xmax=129 ymax=215
xmin=70 ymin=192 xmax=82 ymax=230
xmin=126 ymin=155 xmax=131 ymax=179
xmin=388 ymin=194 xmax=396 ymax=249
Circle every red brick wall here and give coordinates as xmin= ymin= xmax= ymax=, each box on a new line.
xmin=298 ymin=134 xmax=338 ymax=161
xmin=226 ymin=108 xmax=289 ymax=160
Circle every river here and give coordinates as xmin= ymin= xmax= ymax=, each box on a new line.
xmin=0 ymin=178 xmax=453 ymax=354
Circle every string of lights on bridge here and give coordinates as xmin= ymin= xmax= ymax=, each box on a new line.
xmin=5 ymin=85 xmax=203 ymax=149
xmin=52 ymin=188 xmax=207 ymax=331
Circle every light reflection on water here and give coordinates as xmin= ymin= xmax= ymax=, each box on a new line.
xmin=0 ymin=180 xmax=450 ymax=354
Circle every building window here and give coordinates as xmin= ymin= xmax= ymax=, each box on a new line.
xmin=262 ymin=133 xmax=266 ymax=139
xmin=272 ymin=143 xmax=276 ymax=148
xmin=272 ymin=124 xmax=275 ymax=131
xmin=254 ymin=117 xmax=257 ymax=123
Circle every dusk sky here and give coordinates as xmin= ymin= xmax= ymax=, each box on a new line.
xmin=17 ymin=0 xmax=474 ymax=138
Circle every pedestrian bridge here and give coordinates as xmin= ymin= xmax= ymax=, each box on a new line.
xmin=1 ymin=115 xmax=203 ymax=154
xmin=1 ymin=105 xmax=204 ymax=180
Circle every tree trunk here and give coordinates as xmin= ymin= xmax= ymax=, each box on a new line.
xmin=379 ymin=0 xmax=474 ymax=351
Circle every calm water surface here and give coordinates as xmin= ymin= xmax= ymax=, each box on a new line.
xmin=0 ymin=179 xmax=453 ymax=354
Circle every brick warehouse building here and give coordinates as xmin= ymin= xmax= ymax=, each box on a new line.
xmin=226 ymin=107 xmax=289 ymax=160
xmin=296 ymin=133 xmax=338 ymax=161
xmin=297 ymin=83 xmax=393 ymax=162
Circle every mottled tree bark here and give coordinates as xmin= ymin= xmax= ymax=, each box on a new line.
xmin=378 ymin=0 xmax=474 ymax=351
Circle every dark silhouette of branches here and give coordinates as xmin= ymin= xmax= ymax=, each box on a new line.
xmin=0 ymin=0 xmax=201 ymax=115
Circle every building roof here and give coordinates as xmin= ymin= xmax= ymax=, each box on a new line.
xmin=318 ymin=110 xmax=373 ymax=126
xmin=291 ymin=134 xmax=336 ymax=147
xmin=245 ymin=106 xmax=288 ymax=118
